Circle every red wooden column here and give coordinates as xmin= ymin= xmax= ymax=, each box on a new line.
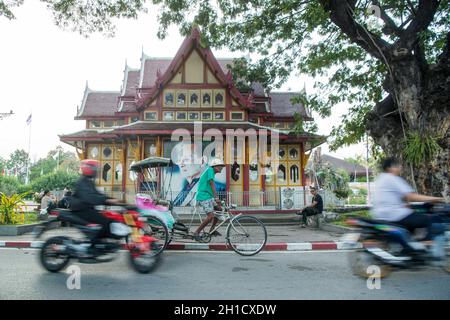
xmin=224 ymin=134 xmax=231 ymax=204
xmin=300 ymin=142 xmax=306 ymax=205
xmin=121 ymin=140 xmax=128 ymax=202
xmin=243 ymin=137 xmax=250 ymax=207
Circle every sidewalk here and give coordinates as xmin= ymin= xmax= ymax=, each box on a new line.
xmin=0 ymin=222 xmax=359 ymax=251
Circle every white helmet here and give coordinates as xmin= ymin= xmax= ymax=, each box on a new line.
xmin=209 ymin=158 xmax=225 ymax=167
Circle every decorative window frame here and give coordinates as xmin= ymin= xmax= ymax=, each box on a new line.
xmin=188 ymin=90 xmax=201 ymax=108
xmin=201 ymin=111 xmax=212 ymax=121
xmin=144 ymin=111 xmax=158 ymax=121
xmin=230 ymin=111 xmax=245 ymax=121
xmin=278 ymin=146 xmax=287 ymax=160
xmin=163 ymin=111 xmax=175 ymax=121
xmin=129 ymin=116 xmax=140 ymax=123
xmin=176 ymin=90 xmax=188 ymax=108
xmin=89 ymin=120 xmax=102 ymax=129
xmin=213 ymin=111 xmax=225 ymax=121
xmin=176 ymin=111 xmax=187 ymax=121
xmin=164 ymin=90 xmax=175 ymax=107
xmin=288 ymin=163 xmax=301 ymax=185
xmin=275 ymin=164 xmax=288 ymax=186
xmin=188 ymin=111 xmax=200 ymax=121
xmin=213 ymin=89 xmax=226 ymax=108
xmin=201 ymin=90 xmax=213 ymax=108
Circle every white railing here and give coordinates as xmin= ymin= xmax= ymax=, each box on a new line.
xmin=118 ymin=188 xmax=345 ymax=209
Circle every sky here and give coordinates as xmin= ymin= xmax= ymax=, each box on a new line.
xmin=0 ymin=1 xmax=367 ymax=163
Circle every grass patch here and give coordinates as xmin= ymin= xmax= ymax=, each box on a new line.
xmin=331 ymin=210 xmax=372 ymax=227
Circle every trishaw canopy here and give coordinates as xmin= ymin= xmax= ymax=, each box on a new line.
xmin=129 ymin=157 xmax=173 ymax=171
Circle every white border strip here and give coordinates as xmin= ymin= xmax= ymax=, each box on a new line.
xmin=335 ymin=241 xmax=363 ymax=250
xmin=184 ymin=243 xmax=209 ymax=250
xmin=286 ymin=243 xmax=313 ymax=251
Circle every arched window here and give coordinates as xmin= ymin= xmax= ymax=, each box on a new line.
xmin=290 ymin=165 xmax=299 ymax=183
xmin=115 ymin=163 xmax=122 ymax=183
xmin=277 ymin=165 xmax=286 ymax=183
xmin=289 ymin=148 xmax=299 ymax=159
xmin=102 ymin=163 xmax=112 ymax=183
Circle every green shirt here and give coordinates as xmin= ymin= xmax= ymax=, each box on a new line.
xmin=196 ymin=166 xmax=215 ymax=201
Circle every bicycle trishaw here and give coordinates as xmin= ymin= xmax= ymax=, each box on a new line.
xmin=129 ymin=156 xmax=268 ymax=256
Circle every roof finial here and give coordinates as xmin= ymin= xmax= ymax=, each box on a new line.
xmin=156 ymin=68 xmax=162 ymax=81
xmin=225 ymin=70 xmax=233 ymax=84
xmin=85 ymin=80 xmax=90 ymax=91
xmin=191 ymin=26 xmax=201 ymax=40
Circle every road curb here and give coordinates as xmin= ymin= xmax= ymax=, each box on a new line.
xmin=0 ymin=240 xmax=363 ymax=251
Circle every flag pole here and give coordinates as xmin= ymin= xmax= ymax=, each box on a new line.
xmin=26 ymin=113 xmax=32 ymax=185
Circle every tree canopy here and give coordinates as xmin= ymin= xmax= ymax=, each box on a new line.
xmin=2 ymin=1 xmax=447 ymax=151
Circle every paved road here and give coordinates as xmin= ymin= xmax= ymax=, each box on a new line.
xmin=0 ymin=224 xmax=341 ymax=243
xmin=0 ymin=248 xmax=449 ymax=300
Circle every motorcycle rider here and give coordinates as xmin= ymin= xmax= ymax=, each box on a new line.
xmin=372 ymin=157 xmax=445 ymax=242
xmin=71 ymin=160 xmax=122 ymax=248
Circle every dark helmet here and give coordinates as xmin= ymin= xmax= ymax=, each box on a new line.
xmin=80 ymin=159 xmax=100 ymax=178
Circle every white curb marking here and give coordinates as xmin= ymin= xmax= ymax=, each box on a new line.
xmin=287 ymin=243 xmax=313 ymax=251
xmin=184 ymin=243 xmax=209 ymax=250
xmin=335 ymin=241 xmax=363 ymax=250
xmin=30 ymin=241 xmax=44 ymax=248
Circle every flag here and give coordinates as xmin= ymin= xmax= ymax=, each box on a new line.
xmin=26 ymin=114 xmax=32 ymax=125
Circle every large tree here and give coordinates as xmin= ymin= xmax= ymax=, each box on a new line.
xmin=2 ymin=0 xmax=449 ymax=196
xmin=5 ymin=149 xmax=29 ymax=183
xmin=29 ymin=146 xmax=80 ymax=182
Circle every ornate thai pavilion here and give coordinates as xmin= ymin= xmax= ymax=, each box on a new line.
xmin=60 ymin=28 xmax=326 ymax=210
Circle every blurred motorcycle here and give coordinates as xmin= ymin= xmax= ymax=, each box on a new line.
xmin=343 ymin=203 xmax=450 ymax=278
xmin=34 ymin=205 xmax=162 ymax=274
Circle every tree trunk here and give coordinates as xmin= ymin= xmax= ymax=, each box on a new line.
xmin=367 ymin=46 xmax=450 ymax=197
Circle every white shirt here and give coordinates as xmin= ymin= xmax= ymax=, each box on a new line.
xmin=371 ymin=173 xmax=414 ymax=221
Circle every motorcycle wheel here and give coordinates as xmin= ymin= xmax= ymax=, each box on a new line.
xmin=129 ymin=241 xmax=161 ymax=274
xmin=40 ymin=237 xmax=71 ymax=273
xmin=349 ymin=249 xmax=391 ymax=279
xmin=142 ymin=215 xmax=169 ymax=254
xmin=443 ymin=246 xmax=450 ymax=273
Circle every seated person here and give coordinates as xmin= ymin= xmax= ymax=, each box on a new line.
xmin=40 ymin=190 xmax=56 ymax=215
xmin=299 ymin=187 xmax=323 ymax=228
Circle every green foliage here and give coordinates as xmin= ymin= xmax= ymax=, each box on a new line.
xmin=30 ymin=147 xmax=80 ymax=181
xmin=316 ymin=165 xmax=351 ymax=200
xmin=403 ymin=131 xmax=442 ymax=166
xmin=2 ymin=1 xmax=448 ymax=156
xmin=30 ymin=171 xmax=78 ymax=193
xmin=146 ymin=0 xmax=447 ymax=151
xmin=0 ymin=192 xmax=28 ymax=225
xmin=5 ymin=149 xmax=29 ymax=183
xmin=292 ymin=113 xmax=318 ymax=134
xmin=0 ymin=175 xmax=23 ymax=196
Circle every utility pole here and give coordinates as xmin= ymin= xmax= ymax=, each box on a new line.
xmin=366 ymin=133 xmax=371 ymax=205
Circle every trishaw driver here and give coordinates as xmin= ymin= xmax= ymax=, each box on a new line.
xmin=193 ymin=158 xmax=226 ymax=241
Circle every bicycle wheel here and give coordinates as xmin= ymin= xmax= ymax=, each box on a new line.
xmin=226 ymin=215 xmax=267 ymax=256
xmin=143 ymin=215 xmax=169 ymax=254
